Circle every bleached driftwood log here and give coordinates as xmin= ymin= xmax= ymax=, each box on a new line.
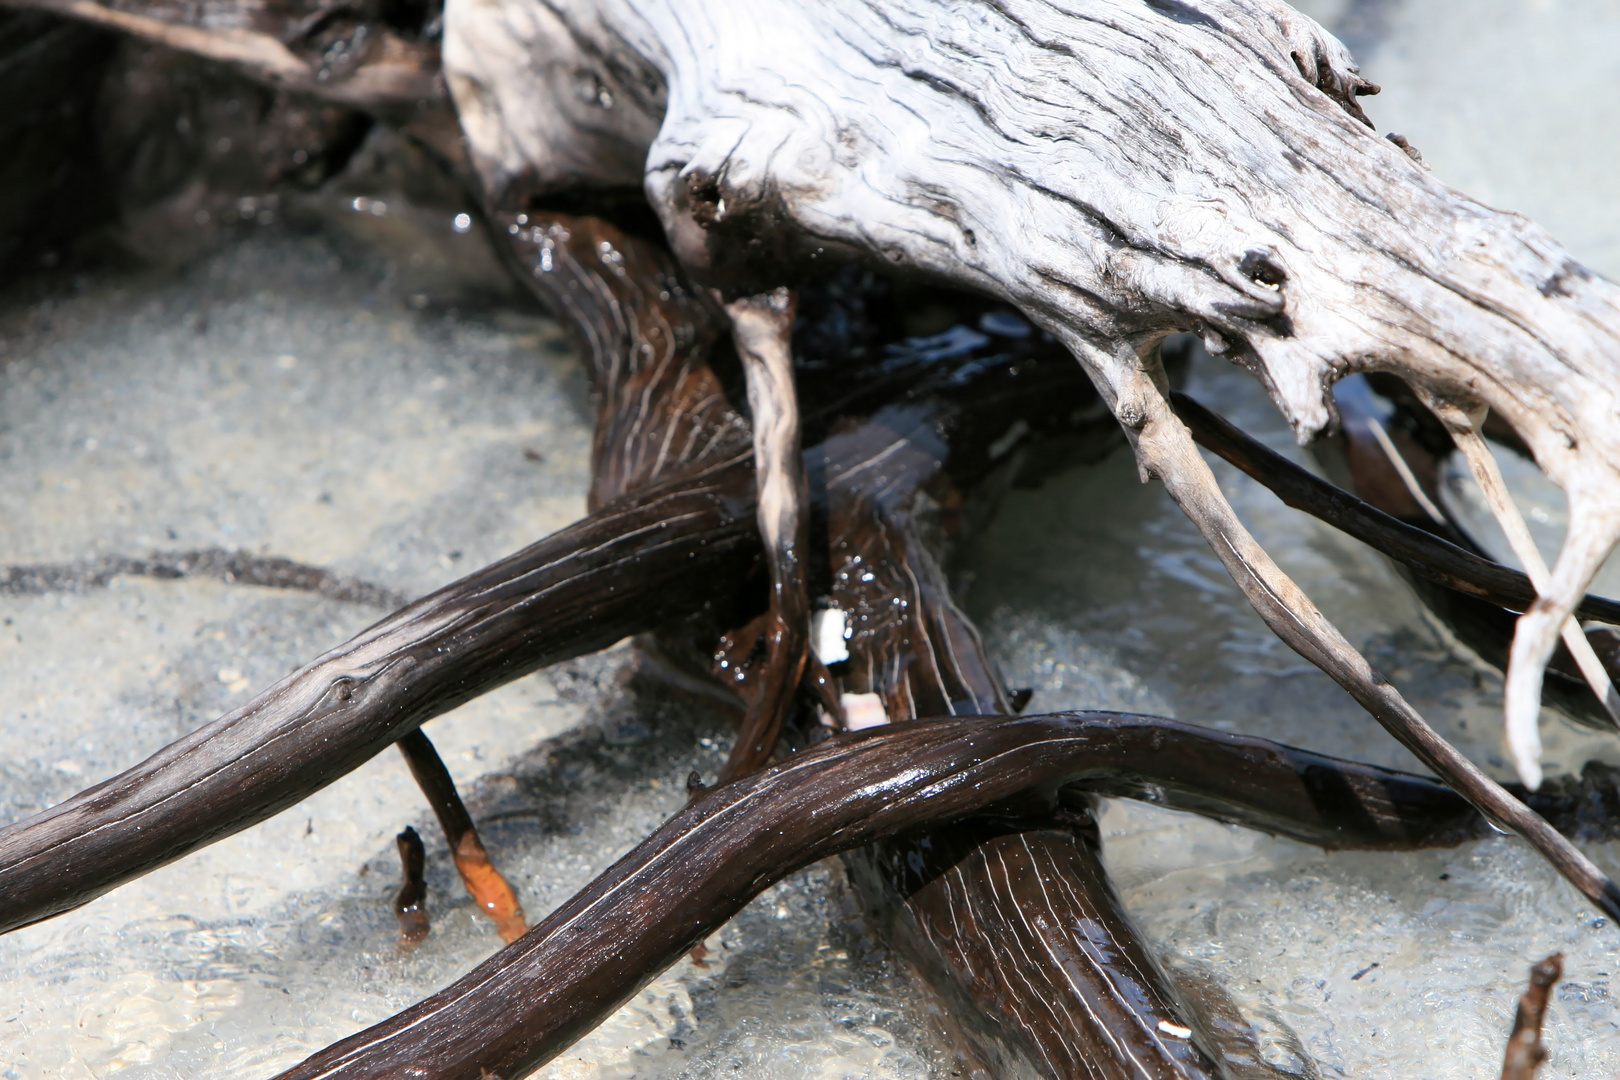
xmin=445 ymin=0 xmax=1620 ymax=856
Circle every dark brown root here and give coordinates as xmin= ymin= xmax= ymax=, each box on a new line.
xmin=393 ymin=825 xmax=430 ymax=947
xmin=0 ymin=468 xmax=759 ymax=936
xmin=272 ymin=711 xmax=1579 ymax=1080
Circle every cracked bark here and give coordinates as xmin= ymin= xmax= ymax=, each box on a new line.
xmin=445 ymin=0 xmax=1620 ymax=798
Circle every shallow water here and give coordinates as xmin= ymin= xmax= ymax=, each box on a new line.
xmin=2 ymin=3 xmax=1619 ymax=1078
xmin=962 ymin=346 xmax=1620 ymax=1079
xmin=1293 ymin=0 xmax=1620 ymax=280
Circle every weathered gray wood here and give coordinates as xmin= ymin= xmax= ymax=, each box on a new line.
xmin=441 ymin=0 xmax=1620 ymax=788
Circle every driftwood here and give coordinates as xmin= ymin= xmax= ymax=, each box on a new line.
xmin=270 ymin=711 xmax=1524 ymax=1080
xmin=11 ymin=0 xmax=1620 ymax=779
xmin=1316 ymin=377 xmax=1620 ymax=732
xmin=0 ymin=206 xmax=1613 ymax=1076
xmin=436 ymin=0 xmax=1620 ymax=929
xmin=441 ymin=0 xmax=1620 ymax=797
xmin=2 ymin=0 xmax=1620 ymax=1076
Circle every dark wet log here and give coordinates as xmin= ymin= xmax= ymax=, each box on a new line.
xmin=755 ymin=286 xmax=1223 ymax=1077
xmin=1500 ymin=953 xmax=1561 ymax=1080
xmin=0 ymin=465 xmax=759 ymax=935
xmin=271 ymin=711 xmax=1543 ymax=1080
xmin=397 ymin=729 xmax=527 ymax=942
xmin=393 ymin=825 xmax=430 ymax=946
xmin=853 ymin=821 xmax=1216 ymax=1078
xmin=823 ymin=495 xmax=1221 ymax=1075
xmin=1173 ymin=390 xmax=1620 ymax=627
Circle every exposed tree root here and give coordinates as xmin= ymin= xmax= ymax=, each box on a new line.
xmin=0 ymin=466 xmax=759 ymax=934
xmin=0 ymin=2 xmax=1615 ymax=1064
xmin=1173 ymin=392 xmax=1620 ymax=626
xmin=393 ymin=825 xmax=430 ymax=946
xmin=719 ymin=288 xmax=811 ymax=782
xmin=1320 ymin=377 xmax=1620 ymax=733
xmin=398 ymin=729 xmax=528 ymax=942
xmin=271 ymin=711 xmax=1589 ymax=1080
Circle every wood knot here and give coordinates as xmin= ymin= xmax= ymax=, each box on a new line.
xmin=1238 ymin=250 xmax=1287 ymax=291
xmin=683 ymin=172 xmax=725 ymax=229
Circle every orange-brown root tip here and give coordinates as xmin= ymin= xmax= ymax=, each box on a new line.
xmin=453 ymin=833 xmax=528 ymax=942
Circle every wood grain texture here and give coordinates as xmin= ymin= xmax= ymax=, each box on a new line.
xmin=444 ymin=0 xmax=1620 ymax=787
xmin=0 ymin=466 xmax=759 ymax=934
xmin=815 ymin=382 xmax=1225 ymax=1078
xmin=272 ymin=710 xmax=1523 ymax=1080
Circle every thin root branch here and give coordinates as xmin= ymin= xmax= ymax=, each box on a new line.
xmin=1443 ymin=412 xmax=1620 ymax=784
xmin=1135 ymin=383 xmax=1620 ymax=921
xmin=393 ymin=826 xmax=430 ymax=947
xmin=397 ymin=729 xmax=527 ymax=943
xmin=1500 ymin=953 xmax=1562 ymax=1080
xmin=720 ymin=288 xmax=810 ymax=782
